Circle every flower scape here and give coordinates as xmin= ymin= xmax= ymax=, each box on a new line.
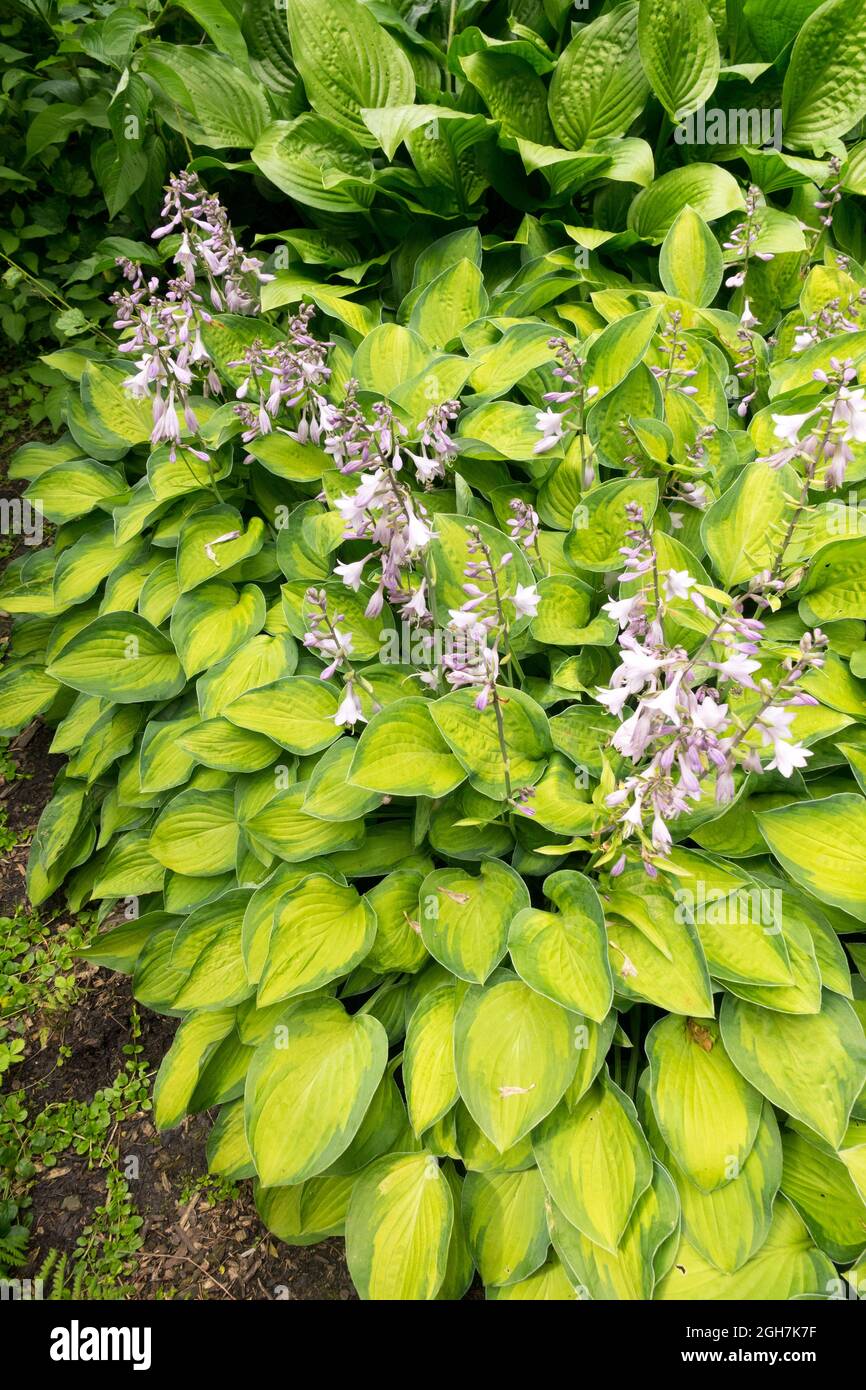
xmin=2 ymin=0 xmax=866 ymax=1303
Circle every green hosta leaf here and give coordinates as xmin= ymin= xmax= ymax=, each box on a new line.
xmin=460 ymin=50 xmax=553 ymax=143
xmin=252 ymin=116 xmax=375 ymax=215
xmin=419 ymin=860 xmax=529 ymax=985
xmin=302 ymin=738 xmax=384 ymax=821
xmin=534 ymin=1075 xmax=653 ymax=1251
xmin=178 ymin=719 xmax=279 ymax=774
xmin=720 ymin=991 xmax=866 ymax=1148
xmin=176 ymin=506 xmax=266 ymax=593
xmin=565 ymin=478 xmax=658 ymax=572
xmin=403 ymin=982 xmax=460 ymax=1134
xmin=241 ymin=859 xmax=343 ymax=985
xmin=584 ymin=309 xmax=661 ymax=401
xmin=139 ymin=43 xmax=269 ymax=148
xmin=486 ymin=1255 xmax=579 ymax=1300
xmin=637 ymin=0 xmax=720 ymax=120
xmin=242 ymin=783 xmax=364 ymax=861
xmin=286 ymin=0 xmax=415 ymax=149
xmin=364 ymin=870 xmax=429 ymax=975
xmin=656 ymin=1197 xmax=835 ymax=1299
xmin=139 ymin=714 xmax=198 ymax=795
xmin=79 ymin=363 xmax=152 ymax=450
xmin=508 ymin=870 xmax=612 ymax=1021
xmin=702 ymin=461 xmax=798 ymax=587
xmin=349 ymin=698 xmax=466 ymax=798
xmin=463 ymin=1168 xmax=549 ymax=1288
xmin=47 ymin=614 xmax=185 ymax=703
xmin=454 ymin=977 xmax=578 ymax=1151
xmin=408 ymin=260 xmax=489 ymax=351
xmin=548 ymin=2 xmax=649 ymax=150
xmin=345 ymin=1153 xmax=453 ymax=1301
xmin=628 ymin=164 xmax=745 ymax=241
xmin=643 ymin=1092 xmax=782 ymax=1274
xmin=196 ymin=634 xmax=298 ymax=720
xmin=257 ymin=874 xmax=376 ymax=1004
xmin=150 ymin=789 xmax=239 ymax=876
xmin=26 ymin=459 xmax=126 ymax=524
xmin=91 ymin=829 xmax=165 ymax=899
xmin=171 ymin=582 xmax=266 ymax=678
xmin=782 ymin=0 xmax=866 ymax=152
xmin=351 ymin=323 xmax=428 ymax=397
xmin=171 ymin=890 xmax=252 ymax=1011
xmin=154 ymin=1008 xmax=236 ymax=1130
xmin=757 ymin=793 xmax=866 ymax=922
xmin=658 ymin=206 xmax=724 ymax=307
xmin=225 ymin=675 xmax=342 ymax=754
xmin=646 ymin=1014 xmax=763 ymax=1191
xmin=799 ymin=538 xmax=866 ymax=622
xmin=245 ymin=995 xmax=388 ymax=1185
xmin=430 ymin=688 xmax=551 ymax=801
xmin=0 ymin=664 xmax=61 ymax=736
xmin=781 ymin=1128 xmax=866 ymax=1263
xmin=207 ymin=1099 xmax=256 ymax=1180
xmin=606 ymin=888 xmax=715 ymax=1016
xmin=549 ymin=1158 xmax=679 ymax=1300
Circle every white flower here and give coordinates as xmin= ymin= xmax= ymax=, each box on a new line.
xmin=836 ymin=386 xmax=866 ymax=443
xmin=715 ymin=652 xmax=761 ymax=686
xmin=740 ymin=299 xmax=759 ymax=330
xmin=596 ymin=683 xmax=632 ymax=718
xmin=691 ymin=695 xmax=728 ymax=733
xmin=664 ymin=569 xmax=695 ymax=602
xmin=772 ymin=409 xmax=818 ymax=447
xmin=767 ymin=740 xmax=810 ymax=777
xmin=334 ymin=682 xmax=365 ymax=728
xmin=603 ymin=595 xmax=640 ymax=629
xmin=405 ymin=510 xmax=433 ymax=552
xmin=641 ymin=678 xmax=683 ymax=726
xmin=511 ymin=583 xmax=540 ymax=619
xmin=334 ymin=558 xmax=368 ymax=592
xmin=533 ymin=408 xmax=565 ymax=455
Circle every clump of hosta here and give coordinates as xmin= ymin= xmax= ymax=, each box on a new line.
xmin=5 ymin=8 xmax=866 ymax=1301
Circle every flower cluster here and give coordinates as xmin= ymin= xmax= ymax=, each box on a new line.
xmin=596 ymin=505 xmax=825 ymax=874
xmin=111 ymin=171 xmax=272 ymax=461
xmin=229 ymin=304 xmax=332 ymax=444
xmin=723 ymin=185 xmax=775 ymax=289
xmin=302 ymin=587 xmax=369 ymax=728
xmin=767 ymin=358 xmax=866 ymax=490
xmin=329 ymin=388 xmax=460 ymax=623
xmin=650 ymin=311 xmax=699 ymax=399
xmin=534 ymin=338 xmax=598 ymax=484
xmin=153 ymin=169 xmax=273 ymax=314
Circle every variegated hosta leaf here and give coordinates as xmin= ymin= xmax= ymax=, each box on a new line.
xmin=245 ymin=996 xmax=388 ymax=1186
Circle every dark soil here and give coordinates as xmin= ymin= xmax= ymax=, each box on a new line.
xmin=19 ymin=967 xmax=356 ymax=1300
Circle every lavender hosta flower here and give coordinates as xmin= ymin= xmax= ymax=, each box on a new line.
xmin=229 ymin=305 xmax=332 ymax=446
xmin=323 ymin=388 xmax=459 ymax=627
xmin=533 ymin=338 xmax=598 ymax=464
xmin=408 ymin=401 xmax=460 ymax=485
xmin=723 ymin=184 xmax=774 ymax=290
xmin=112 ymin=173 xmax=278 ymax=463
xmin=765 ymin=360 xmax=864 ymax=491
xmin=303 ymin=587 xmax=370 ymax=728
xmin=153 ymin=169 xmax=273 ymax=315
xmin=651 ymin=311 xmax=699 ymax=398
xmin=594 ymin=508 xmax=827 ymax=872
xmin=507 ymin=498 xmax=540 ymax=554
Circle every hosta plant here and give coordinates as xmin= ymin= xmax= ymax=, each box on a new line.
xmin=2 ymin=0 xmax=866 ymax=1302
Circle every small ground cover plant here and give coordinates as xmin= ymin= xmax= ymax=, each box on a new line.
xmin=2 ymin=0 xmax=866 ymax=1301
